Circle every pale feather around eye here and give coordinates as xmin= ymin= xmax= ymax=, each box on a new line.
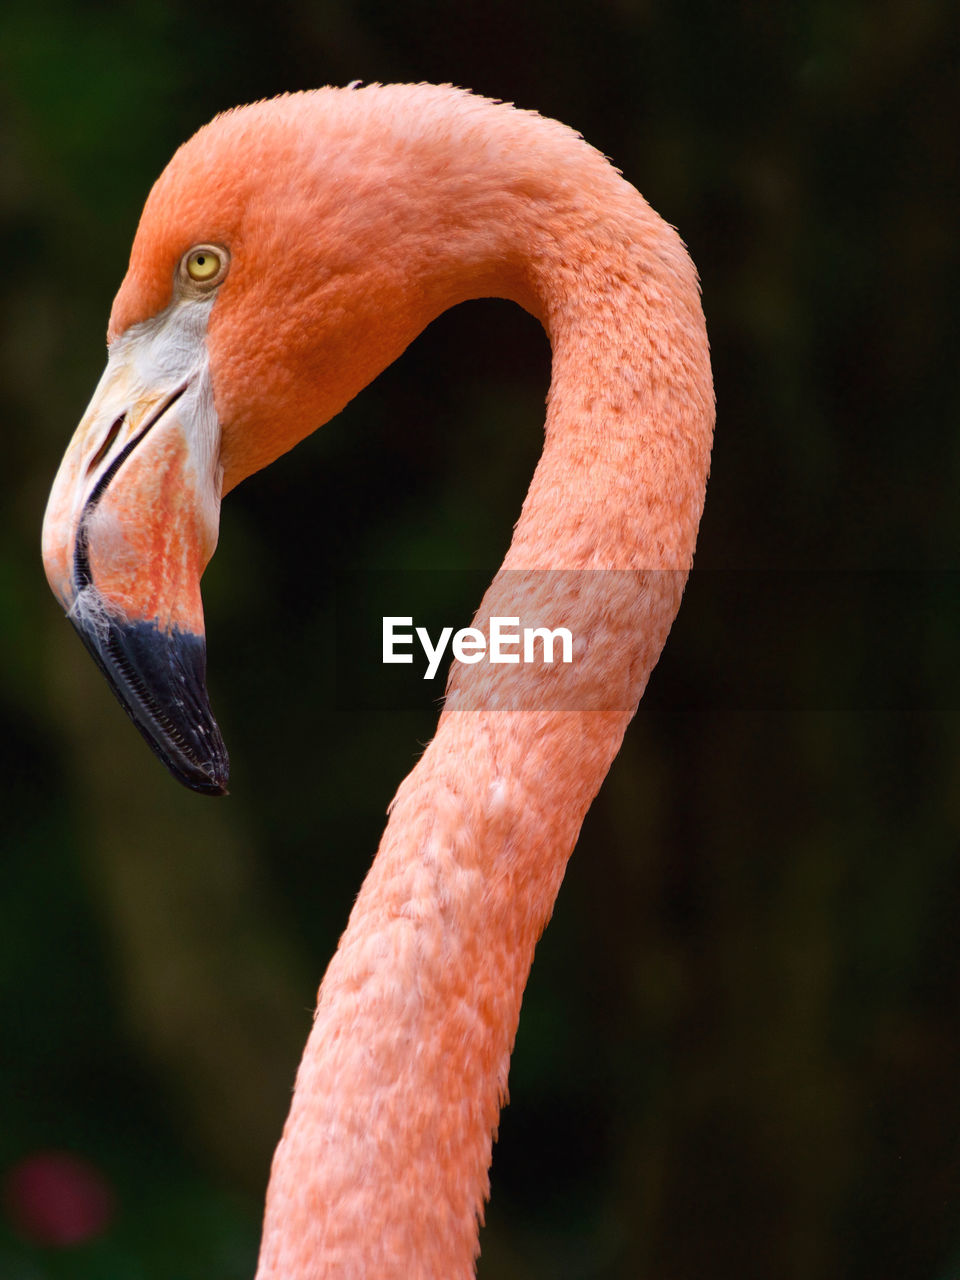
xmin=108 ymin=296 xmax=224 ymax=506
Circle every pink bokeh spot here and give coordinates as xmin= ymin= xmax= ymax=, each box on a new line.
xmin=3 ymin=1151 xmax=116 ymax=1247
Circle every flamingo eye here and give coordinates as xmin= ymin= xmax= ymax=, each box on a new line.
xmin=182 ymin=245 xmax=228 ymax=286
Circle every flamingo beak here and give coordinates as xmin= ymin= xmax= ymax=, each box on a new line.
xmin=42 ymin=317 xmax=229 ymax=795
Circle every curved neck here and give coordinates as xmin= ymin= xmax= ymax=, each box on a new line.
xmin=256 ymin=92 xmax=713 ymax=1280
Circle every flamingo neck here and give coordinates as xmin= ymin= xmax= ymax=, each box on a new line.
xmin=256 ymin=93 xmax=713 ymax=1280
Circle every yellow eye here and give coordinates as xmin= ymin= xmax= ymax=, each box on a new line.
xmin=183 ymin=245 xmax=227 ymax=285
xmin=186 ymin=248 xmax=220 ymax=280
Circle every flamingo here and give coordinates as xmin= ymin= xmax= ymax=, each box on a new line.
xmin=42 ymin=84 xmax=714 ymax=1278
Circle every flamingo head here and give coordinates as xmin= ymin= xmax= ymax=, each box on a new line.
xmin=42 ymin=88 xmax=483 ymax=794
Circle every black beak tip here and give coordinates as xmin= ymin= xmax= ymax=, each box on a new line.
xmin=167 ymin=743 xmax=231 ymax=797
xmin=69 ymin=599 xmax=230 ymax=797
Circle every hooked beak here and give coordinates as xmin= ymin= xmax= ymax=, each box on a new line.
xmin=42 ymin=320 xmax=229 ymax=795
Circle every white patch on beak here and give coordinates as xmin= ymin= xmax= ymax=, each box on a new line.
xmin=42 ymin=296 xmax=224 ymax=606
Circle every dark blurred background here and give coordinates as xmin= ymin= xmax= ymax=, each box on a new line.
xmin=2 ymin=1 xmax=959 ymax=1277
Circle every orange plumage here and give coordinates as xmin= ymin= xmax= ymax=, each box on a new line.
xmin=43 ymin=84 xmax=714 ymax=1276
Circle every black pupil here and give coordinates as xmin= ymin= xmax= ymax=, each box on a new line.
xmin=196 ymin=256 xmax=206 ymax=265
